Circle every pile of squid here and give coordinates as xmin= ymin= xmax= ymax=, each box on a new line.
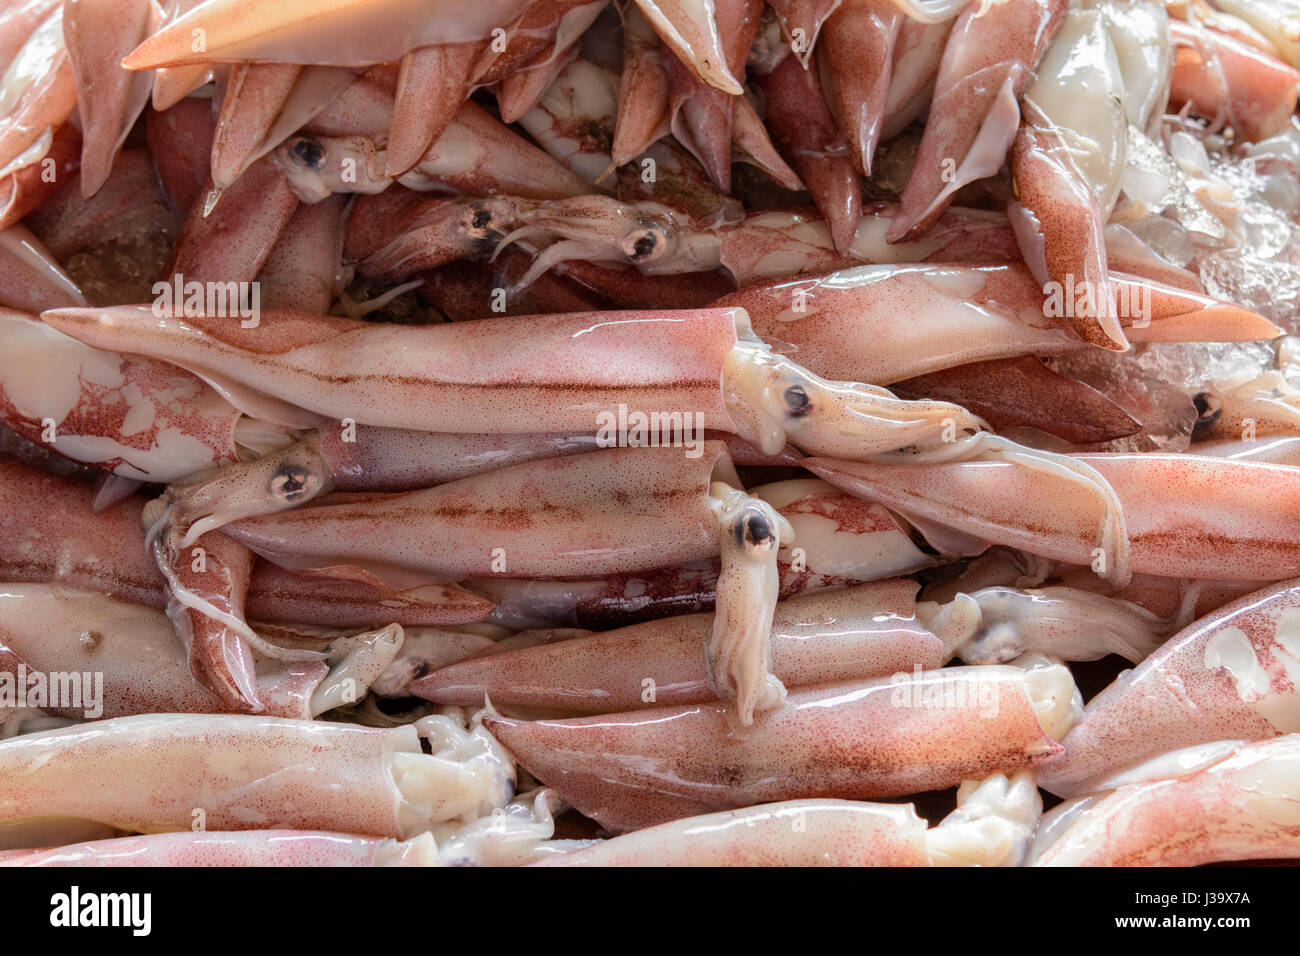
xmin=2 ymin=0 xmax=1300 ymax=867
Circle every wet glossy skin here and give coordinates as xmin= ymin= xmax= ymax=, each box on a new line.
xmin=487 ymin=665 xmax=1062 ymax=831
xmin=1039 ymin=579 xmax=1300 ymax=797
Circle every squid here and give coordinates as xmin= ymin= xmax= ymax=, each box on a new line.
xmin=1 ymin=830 xmax=440 ymax=867
xmin=1031 ymin=735 xmax=1300 ymax=866
xmin=472 ymin=473 xmax=938 ymax=629
xmin=817 ymin=0 xmax=902 ymax=179
xmin=1168 ymin=18 xmax=1300 ymax=144
xmin=887 ymin=0 xmax=1067 ymax=244
xmin=630 ymin=1 xmax=743 ymax=95
xmin=121 ymin=0 xmax=535 ymax=70
xmin=0 ymin=5 xmax=75 ymax=187
xmin=1007 ymin=2 xmax=1172 ymax=352
xmin=62 ymin=0 xmax=158 ymax=198
xmin=40 ymin=303 xmax=1141 ymax=718
xmin=1037 ymin=578 xmax=1300 ymax=798
xmin=807 ymin=452 xmax=1300 ymax=585
xmin=349 ymin=192 xmax=1016 ymax=291
xmin=0 ymin=458 xmax=494 ymax=627
xmin=754 ymin=39 xmax=861 ymax=254
xmin=0 ymin=711 xmax=514 ymax=851
xmin=711 ymin=262 xmax=1280 ymax=385
xmin=0 ymin=583 xmax=404 ymax=721
xmin=485 ymin=654 xmax=1078 ymax=831
xmin=1 ymin=788 xmax=587 ymax=866
xmin=537 ymin=772 xmax=1041 ymax=866
xmin=417 ymin=580 xmax=1166 ymax=714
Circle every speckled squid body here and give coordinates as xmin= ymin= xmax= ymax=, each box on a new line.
xmin=223 ymin=443 xmax=737 ymax=584
xmin=0 ymin=713 xmax=513 ymax=850
xmin=808 ymin=453 xmax=1300 ymax=583
xmin=1032 ymin=735 xmax=1300 ymax=865
xmin=42 ymin=306 xmax=738 ymax=435
xmin=486 ymin=658 xmax=1075 ymax=831
xmin=1038 ymin=579 xmax=1300 ymax=797
xmin=417 ymin=580 xmax=946 ymax=713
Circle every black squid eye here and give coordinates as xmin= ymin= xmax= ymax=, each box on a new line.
xmin=288 ymin=136 xmax=327 ymax=171
xmin=1193 ymin=392 xmax=1222 ymax=429
xmin=740 ymin=507 xmax=776 ymax=550
xmin=271 ymin=465 xmax=314 ymax=503
xmin=619 ymin=220 xmax=673 ymax=264
xmin=783 ymin=384 xmax=810 ymax=416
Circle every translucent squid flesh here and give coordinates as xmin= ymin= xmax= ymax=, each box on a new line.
xmin=1037 ymin=578 xmax=1300 ymax=798
xmin=0 ymin=459 xmax=492 ymax=627
xmin=485 ymin=656 xmax=1077 ymax=831
xmin=711 ymin=262 xmax=1280 ymax=385
xmin=807 ymin=453 xmax=1300 ymax=584
xmin=1031 ymin=735 xmax=1300 ymax=866
xmin=0 ymin=829 xmax=439 ymax=867
xmin=417 ymin=579 xmax=1165 ymax=713
xmin=219 ymin=442 xmax=794 ymax=724
xmin=887 ymin=0 xmax=1067 ymax=244
xmin=0 ymin=712 xmax=513 ymax=850
xmin=537 ymin=772 xmax=1042 ymax=866
xmin=0 ymin=583 xmax=403 ymax=721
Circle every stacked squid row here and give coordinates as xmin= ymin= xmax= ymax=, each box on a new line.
xmin=2 ymin=0 xmax=1300 ymax=865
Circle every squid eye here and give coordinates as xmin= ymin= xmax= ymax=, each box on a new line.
xmin=619 ymin=220 xmax=673 ymax=264
xmin=739 ymin=507 xmax=777 ymax=551
xmin=458 ymin=200 xmax=509 ymax=239
xmin=271 ymin=465 xmax=317 ymax=503
xmin=287 ymin=136 xmax=327 ymax=171
xmin=783 ymin=384 xmax=810 ymax=416
xmin=1193 ymin=392 xmax=1222 ymax=429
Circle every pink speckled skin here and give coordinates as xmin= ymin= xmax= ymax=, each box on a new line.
xmin=631 ymin=1 xmax=743 ymax=94
xmin=757 ymin=49 xmax=861 ymax=255
xmin=121 ymin=0 xmax=536 ymax=71
xmin=0 ymin=829 xmax=408 ymax=867
xmin=717 ymin=265 xmax=1274 ymax=385
xmin=164 ymin=157 xmax=300 ymax=284
xmin=417 ymin=580 xmax=943 ymax=713
xmin=225 ymin=443 xmax=732 ymax=583
xmin=257 ymin=195 xmax=349 ymax=314
xmin=1034 ymin=736 xmax=1300 ymax=866
xmin=0 ymin=584 xmax=326 ymax=720
xmin=766 ymin=0 xmax=840 ymax=67
xmin=63 ymin=0 xmax=155 ymax=199
xmin=0 ymin=715 xmax=416 ymax=843
xmin=611 ymin=4 xmax=670 ymax=166
xmin=0 ymin=312 xmax=246 ymax=483
xmin=888 ymin=0 xmax=1067 ymax=243
xmin=715 ymin=263 xmax=1276 ymax=385
xmin=0 ymin=461 xmax=491 ymax=626
xmin=487 ymin=666 xmax=1060 ymax=831
xmin=41 ymin=307 xmax=739 ymax=436
xmin=536 ymin=798 xmax=932 ymax=866
xmin=808 ymin=453 xmax=1300 ymax=582
xmin=818 ymin=0 xmax=902 ymax=178
xmin=0 ymin=125 xmax=79 ymax=233
xmin=1039 ymin=580 xmax=1300 ymax=797
xmin=385 ymin=42 xmax=483 ymax=177
xmin=1009 ymin=115 xmax=1122 ymax=351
